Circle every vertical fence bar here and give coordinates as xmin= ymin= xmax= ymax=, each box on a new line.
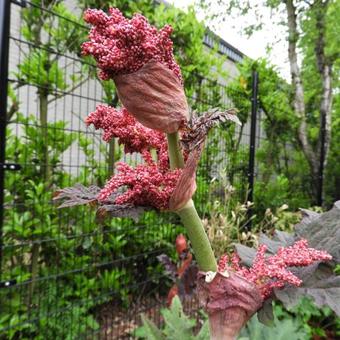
xmin=247 ymin=70 xmax=259 ymax=228
xmin=0 ymin=0 xmax=11 ymax=278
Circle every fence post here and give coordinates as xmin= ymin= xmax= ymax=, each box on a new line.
xmin=0 ymin=0 xmax=11 ymax=278
xmin=247 ymin=70 xmax=259 ymax=228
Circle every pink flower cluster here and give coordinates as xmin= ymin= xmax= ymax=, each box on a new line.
xmin=218 ymin=239 xmax=332 ymax=299
xmin=82 ymin=8 xmax=182 ymax=81
xmin=86 ymin=105 xmax=181 ymax=209
xmin=98 ymin=161 xmax=181 ymax=210
xmin=86 ymin=104 xmax=165 ymax=154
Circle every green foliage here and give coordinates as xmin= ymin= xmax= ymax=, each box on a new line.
xmin=2 ymin=112 xmax=179 ymax=337
xmin=240 ymin=312 xmax=307 ymax=340
xmin=152 ymin=4 xmax=226 ymax=87
xmin=17 ymin=50 xmax=67 ymax=90
xmin=285 ymin=298 xmax=340 ymax=338
xmin=227 ymin=58 xmax=318 ymax=209
xmin=212 ymin=0 xmax=340 ymax=206
xmin=325 ymin=105 xmax=340 ymax=205
xmin=136 ymin=296 xmax=339 ymax=340
xmin=139 ymin=315 xmax=164 ymax=340
xmin=136 ymin=296 xmax=209 ymax=340
xmin=200 ymin=173 xmax=301 ymax=256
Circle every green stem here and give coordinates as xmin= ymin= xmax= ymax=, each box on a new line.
xmin=177 ymin=200 xmax=217 ymax=272
xmin=166 ymin=132 xmax=217 ymax=272
xmin=167 ymin=132 xmax=185 ymax=169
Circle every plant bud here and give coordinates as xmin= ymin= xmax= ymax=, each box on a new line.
xmin=114 ymin=61 xmax=189 ymax=133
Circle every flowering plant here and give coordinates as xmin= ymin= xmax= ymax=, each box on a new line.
xmin=54 ymin=8 xmax=339 ymax=340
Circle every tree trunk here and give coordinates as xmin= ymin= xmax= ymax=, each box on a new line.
xmin=285 ymin=0 xmax=330 ymax=204
xmin=314 ymin=0 xmax=333 ymax=204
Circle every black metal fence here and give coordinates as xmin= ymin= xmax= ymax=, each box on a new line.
xmin=0 ymin=1 xmax=262 ymax=339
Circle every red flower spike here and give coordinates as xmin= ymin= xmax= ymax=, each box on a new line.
xmin=197 ymin=239 xmax=332 ymax=338
xmin=85 ymin=103 xmax=191 ymax=211
xmin=217 ymin=239 xmax=332 ymax=299
xmin=82 ymin=9 xmax=189 ymax=134
xmin=98 ymin=162 xmax=182 ymax=210
xmin=218 ymin=254 xmax=229 ymax=273
xmin=85 ymin=105 xmax=166 ymax=154
xmin=85 ymin=104 xmax=181 ymax=210
xmin=82 ymin=8 xmax=182 ymax=81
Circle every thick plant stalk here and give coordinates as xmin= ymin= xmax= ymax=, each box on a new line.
xmin=177 ymin=200 xmax=217 ymax=272
xmin=167 ymin=132 xmax=262 ymax=339
xmin=166 ymin=132 xmax=185 ymax=169
xmin=166 ymin=132 xmax=217 ymax=272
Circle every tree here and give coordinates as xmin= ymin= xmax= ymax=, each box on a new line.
xmin=226 ymin=58 xmax=314 ymax=211
xmin=198 ymin=0 xmax=340 ymax=205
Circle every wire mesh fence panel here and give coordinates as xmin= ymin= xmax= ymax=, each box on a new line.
xmin=183 ymin=71 xmax=258 ymax=216
xmin=0 ymin=1 xmax=258 ymax=339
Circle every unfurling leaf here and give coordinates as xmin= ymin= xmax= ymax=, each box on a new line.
xmin=169 ymin=144 xmax=203 ymax=211
xmin=157 ymin=254 xmax=177 ymax=281
xmin=197 ymin=271 xmax=263 ymax=339
xmin=181 ymin=108 xmax=241 ymax=152
xmin=53 ymin=184 xmax=100 ymax=208
xmin=97 ymin=204 xmax=148 ymax=222
xmin=54 ymin=183 xmax=149 ymax=221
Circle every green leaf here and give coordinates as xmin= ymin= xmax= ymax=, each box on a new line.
xmin=196 ymin=319 xmax=210 ymax=340
xmin=239 ymin=314 xmax=307 ymax=340
xmin=257 ymin=299 xmax=274 ymax=326
xmin=137 ymin=314 xmax=163 ymax=340
xmin=162 ymin=296 xmax=195 ymax=340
